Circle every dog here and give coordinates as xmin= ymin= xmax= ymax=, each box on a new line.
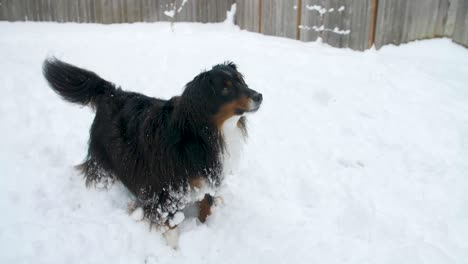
xmin=42 ymin=58 xmax=262 ymax=247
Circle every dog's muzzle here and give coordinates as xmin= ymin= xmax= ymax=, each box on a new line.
xmin=247 ymin=90 xmax=262 ymax=112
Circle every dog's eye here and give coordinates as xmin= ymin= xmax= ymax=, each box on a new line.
xmin=222 ymin=87 xmax=230 ymax=96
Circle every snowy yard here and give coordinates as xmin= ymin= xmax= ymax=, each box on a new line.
xmin=0 ymin=19 xmax=467 ymax=264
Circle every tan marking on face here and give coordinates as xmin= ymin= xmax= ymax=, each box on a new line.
xmin=213 ymin=96 xmax=250 ymax=130
xmin=226 ymin=80 xmax=232 ymax=86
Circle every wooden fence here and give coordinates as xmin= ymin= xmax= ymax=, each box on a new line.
xmin=0 ymin=0 xmax=234 ymax=23
xmin=374 ymin=0 xmax=460 ymax=48
xmin=0 ymin=0 xmax=467 ymax=50
xmin=236 ymin=0 xmax=467 ymax=50
xmin=452 ymin=0 xmax=468 ymax=46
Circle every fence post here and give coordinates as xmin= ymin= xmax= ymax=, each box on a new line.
xmin=258 ymin=0 xmax=262 ymax=33
xmin=296 ymin=0 xmax=301 ymax=40
xmin=368 ymin=0 xmax=378 ymax=48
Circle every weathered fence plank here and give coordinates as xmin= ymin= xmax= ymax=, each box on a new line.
xmin=374 ymin=0 xmax=459 ymax=49
xmin=452 ymin=0 xmax=468 ymax=47
xmin=0 ymin=0 xmax=7 ymax=21
xmin=261 ymin=0 xmax=297 ymax=39
xmin=444 ymin=0 xmax=459 ymax=36
xmin=216 ymin=0 xmax=234 ymax=22
xmin=235 ymin=0 xmax=259 ymax=32
xmin=300 ymin=0 xmax=372 ymax=51
xmin=40 ymin=0 xmax=51 ymax=21
xmin=178 ymin=0 xmax=210 ymax=23
xmin=140 ymin=0 xmax=158 ymax=22
xmin=66 ymin=0 xmax=79 ymax=22
xmin=0 ymin=0 xmax=232 ymax=24
xmin=5 ymin=0 xmax=24 ymax=21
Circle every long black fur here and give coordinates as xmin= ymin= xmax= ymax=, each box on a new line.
xmin=42 ymin=58 xmax=262 ymax=225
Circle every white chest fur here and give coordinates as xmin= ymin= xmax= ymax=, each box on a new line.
xmin=182 ymin=116 xmax=245 ymax=215
xmin=220 ymin=115 xmax=245 ymax=175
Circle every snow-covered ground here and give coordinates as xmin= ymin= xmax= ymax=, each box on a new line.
xmin=1 ymin=17 xmax=468 ymax=264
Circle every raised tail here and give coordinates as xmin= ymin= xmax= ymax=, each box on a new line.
xmin=42 ymin=58 xmax=115 ymax=107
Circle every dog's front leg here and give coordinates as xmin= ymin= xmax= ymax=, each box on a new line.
xmin=197 ymin=193 xmax=214 ymax=223
xmin=163 ymin=225 xmax=179 ymax=249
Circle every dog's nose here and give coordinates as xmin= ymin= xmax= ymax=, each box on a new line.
xmin=252 ymin=93 xmax=263 ymax=103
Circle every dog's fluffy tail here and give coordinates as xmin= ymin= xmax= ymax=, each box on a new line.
xmin=42 ymin=58 xmax=115 ymax=107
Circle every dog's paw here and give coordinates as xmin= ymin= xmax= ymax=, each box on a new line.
xmin=214 ymin=196 xmax=224 ymax=206
xmin=163 ymin=227 xmax=179 ymax=250
xmin=130 ymin=207 xmax=145 ymax=221
xmin=94 ymin=177 xmax=115 ymax=190
xmin=127 ymin=202 xmax=145 ymax=221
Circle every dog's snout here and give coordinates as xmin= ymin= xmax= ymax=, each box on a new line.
xmin=252 ymin=93 xmax=263 ymax=103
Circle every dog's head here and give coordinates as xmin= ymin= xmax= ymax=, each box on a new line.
xmin=183 ymin=62 xmax=262 ymax=127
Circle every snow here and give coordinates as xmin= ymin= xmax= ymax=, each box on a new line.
xmin=130 ymin=207 xmax=145 ymax=222
xmin=177 ymin=0 xmax=189 ymax=13
xmin=306 ymin=5 xmax=328 ymax=15
xmin=164 ymin=10 xmax=175 ymax=18
xmin=299 ymin=24 xmax=350 ymax=35
xmin=1 ymin=17 xmax=468 ymax=264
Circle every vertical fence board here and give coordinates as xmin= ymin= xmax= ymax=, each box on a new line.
xmin=444 ymin=0 xmax=459 ymax=36
xmin=157 ymin=0 xmax=173 ymax=22
xmin=125 ymin=0 xmax=141 ymax=23
xmin=169 ymin=0 xmax=231 ymax=23
xmin=141 ymin=0 xmax=158 ymax=22
xmin=110 ymin=0 xmax=121 ymax=23
xmin=299 ymin=0 xmax=321 ymax=42
xmin=9 ymin=0 xmax=24 ymax=21
xmin=6 ymin=0 xmax=14 ymax=21
xmin=118 ymin=0 xmax=127 ymax=23
xmin=175 ymin=0 xmax=194 ymax=22
xmin=35 ymin=0 xmax=44 ymax=21
xmin=235 ymin=0 xmax=259 ymax=32
xmin=434 ymin=0 xmax=449 ymax=36
xmin=92 ymin=0 xmax=112 ymax=24
xmin=67 ymin=0 xmax=80 ymax=22
xmin=24 ymin=0 xmax=36 ymax=21
xmin=35 ymin=0 xmax=45 ymax=21
xmin=9 ymin=0 xmax=15 ymax=21
xmin=77 ymin=0 xmax=87 ymax=23
xmin=40 ymin=0 xmax=51 ymax=21
xmin=350 ymin=0 xmax=372 ymax=50
xmin=261 ymin=0 xmax=297 ymax=39
xmin=452 ymin=0 xmax=468 ymax=46
xmin=323 ymin=0 xmax=344 ymax=48
xmin=219 ymin=0 xmax=234 ymax=21
xmin=104 ymin=0 xmax=113 ymax=23
xmin=375 ymin=0 xmax=456 ymax=49
xmin=300 ymin=0 xmax=372 ymax=51
xmin=21 ymin=0 xmax=30 ymax=21
xmin=0 ymin=0 xmax=8 ymax=21
xmin=92 ymin=0 xmax=102 ymax=23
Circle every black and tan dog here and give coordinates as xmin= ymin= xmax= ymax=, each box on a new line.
xmin=43 ymin=58 xmax=262 ymax=247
